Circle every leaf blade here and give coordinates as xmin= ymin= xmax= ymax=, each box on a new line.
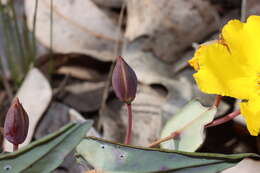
xmin=0 ymin=121 xmax=92 ymax=173
xmin=76 ymin=137 xmax=258 ymax=173
xmin=160 ymin=100 xmax=216 ymax=151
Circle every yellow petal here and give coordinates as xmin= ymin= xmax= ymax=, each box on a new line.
xmin=191 ymin=42 xmax=255 ymax=99
xmin=222 ymin=16 xmax=260 ymax=68
xmin=240 ymin=97 xmax=260 ymax=136
xmin=189 ymin=16 xmax=260 ymax=99
xmin=188 ymin=56 xmax=199 ymax=71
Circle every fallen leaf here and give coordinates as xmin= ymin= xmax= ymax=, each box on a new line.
xmin=57 ymin=66 xmax=102 ymax=81
xmin=3 ymin=68 xmax=52 ymax=152
xmin=122 ymin=39 xmax=173 ymax=86
xmin=59 ymin=81 xmax=105 ymax=112
xmin=25 ymin=0 xmax=122 ymax=61
xmin=34 ymin=102 xmax=70 ymax=139
xmin=69 ymin=108 xmax=101 ymax=138
xmin=55 ymin=55 xmax=110 ymax=81
xmin=125 ymin=0 xmax=219 ymax=62
xmin=222 ymin=158 xmax=260 ymax=173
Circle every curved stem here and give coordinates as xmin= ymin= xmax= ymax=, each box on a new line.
xmin=205 ymin=110 xmax=240 ymax=128
xmin=148 ymin=131 xmax=180 ymax=148
xmin=124 ymin=103 xmax=133 ymax=144
xmin=213 ymin=95 xmax=222 ymax=108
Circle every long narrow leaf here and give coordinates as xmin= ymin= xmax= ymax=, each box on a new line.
xmin=76 ymin=137 xmax=258 ymax=173
xmin=0 ymin=121 xmax=92 ymax=173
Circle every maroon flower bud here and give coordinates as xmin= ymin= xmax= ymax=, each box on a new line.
xmin=112 ymin=56 xmax=137 ymax=104
xmin=4 ymin=97 xmax=29 ymax=145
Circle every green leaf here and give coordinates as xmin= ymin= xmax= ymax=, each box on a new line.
xmin=160 ymin=100 xmax=216 ymax=152
xmin=76 ymin=137 xmax=258 ymax=173
xmin=0 ymin=121 xmax=92 ymax=173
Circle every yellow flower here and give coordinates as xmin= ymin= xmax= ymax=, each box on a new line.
xmin=189 ymin=15 xmax=260 ymax=136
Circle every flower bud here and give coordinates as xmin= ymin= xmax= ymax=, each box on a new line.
xmin=112 ymin=56 xmax=137 ymax=103
xmin=4 ymin=97 xmax=29 ymax=145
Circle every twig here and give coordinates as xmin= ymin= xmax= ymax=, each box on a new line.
xmin=241 ymin=0 xmax=247 ymax=22
xmin=48 ymin=0 xmax=54 ymax=77
xmin=53 ymin=74 xmax=70 ymax=98
xmin=99 ymin=2 xmax=126 ymax=115
xmin=205 ymin=110 xmax=240 ymax=128
xmin=32 ymin=0 xmax=39 ymax=61
xmin=173 ymin=62 xmax=189 ymax=75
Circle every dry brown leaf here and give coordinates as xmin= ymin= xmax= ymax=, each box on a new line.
xmin=123 ymin=39 xmax=193 ymax=121
xmin=58 ymin=82 xmax=105 ymax=112
xmin=123 ymin=39 xmax=173 ymax=86
xmin=57 ymin=66 xmax=102 ymax=81
xmin=25 ymin=0 xmax=121 ymax=61
xmin=69 ymin=108 xmax=101 ymax=138
xmin=34 ymin=102 xmax=69 ymax=139
xmin=125 ymin=0 xmax=219 ymax=62
xmin=3 ymin=68 xmax=52 ymax=152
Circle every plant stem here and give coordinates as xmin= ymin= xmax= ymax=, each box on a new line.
xmin=32 ymin=0 xmax=39 ymax=61
xmin=48 ymin=0 xmax=54 ymax=77
xmin=148 ymin=131 xmax=180 ymax=148
xmin=213 ymin=95 xmax=222 ymax=108
xmin=125 ymin=103 xmax=133 ymax=145
xmin=147 ymin=107 xmax=239 ymax=148
xmin=13 ymin=144 xmax=18 ymax=151
xmin=205 ymin=110 xmax=240 ymax=128
xmin=10 ymin=0 xmax=26 ymax=73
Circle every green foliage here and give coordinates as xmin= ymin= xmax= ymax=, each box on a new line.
xmin=0 ymin=0 xmax=37 ymax=85
xmin=160 ymin=100 xmax=216 ymax=152
xmin=0 ymin=121 xmax=92 ymax=173
xmin=76 ymin=137 xmax=258 ymax=173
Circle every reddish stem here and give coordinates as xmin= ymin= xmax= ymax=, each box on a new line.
xmin=213 ymin=95 xmax=222 ymax=108
xmin=147 ymin=131 xmax=180 ymax=148
xmin=124 ymin=103 xmax=133 ymax=144
xmin=13 ymin=144 xmax=18 ymax=152
xmin=205 ymin=110 xmax=240 ymax=128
